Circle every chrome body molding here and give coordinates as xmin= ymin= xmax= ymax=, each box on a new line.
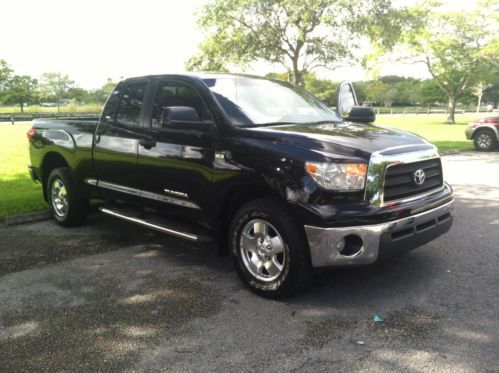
xmin=85 ymin=179 xmax=201 ymax=209
xmin=364 ymin=144 xmax=442 ymax=207
xmin=304 ymin=199 xmax=454 ymax=268
xmin=99 ymin=207 xmax=200 ymax=241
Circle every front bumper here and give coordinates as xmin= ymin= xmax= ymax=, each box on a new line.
xmin=304 ymin=199 xmax=454 ymax=267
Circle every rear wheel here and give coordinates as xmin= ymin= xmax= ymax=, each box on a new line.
xmin=474 ymin=129 xmax=497 ymax=151
xmin=46 ymin=167 xmax=88 ymax=227
xmin=229 ymin=198 xmax=312 ymax=298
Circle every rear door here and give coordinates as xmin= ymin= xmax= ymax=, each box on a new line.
xmin=93 ymin=80 xmax=149 ymax=200
xmin=137 ymin=78 xmax=216 ymax=219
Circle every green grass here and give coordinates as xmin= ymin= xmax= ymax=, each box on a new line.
xmin=375 ymin=113 xmax=478 ymax=152
xmin=0 ymin=103 xmax=102 ymax=114
xmin=0 ymin=124 xmax=46 ymax=218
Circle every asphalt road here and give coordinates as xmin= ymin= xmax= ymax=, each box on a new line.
xmin=0 ymin=152 xmax=498 ymax=372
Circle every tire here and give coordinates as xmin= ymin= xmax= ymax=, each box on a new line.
xmin=229 ymin=198 xmax=313 ymax=298
xmin=473 ymin=129 xmax=497 ymax=151
xmin=46 ymin=167 xmax=89 ymax=227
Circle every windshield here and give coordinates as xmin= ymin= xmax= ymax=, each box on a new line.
xmin=202 ymin=76 xmax=341 ymax=126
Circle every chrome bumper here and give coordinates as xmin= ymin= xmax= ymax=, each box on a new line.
xmin=304 ymin=199 xmax=454 ymax=268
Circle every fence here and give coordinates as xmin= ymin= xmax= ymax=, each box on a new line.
xmin=373 ymin=107 xmax=498 ymax=115
xmin=0 ymin=112 xmax=101 ymax=123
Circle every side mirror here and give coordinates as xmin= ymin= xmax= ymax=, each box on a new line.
xmin=159 ymin=106 xmax=215 ymax=132
xmin=347 ymin=106 xmax=376 ymax=123
xmin=161 ymin=106 xmax=201 ymax=125
xmin=336 ymin=81 xmax=358 ymax=119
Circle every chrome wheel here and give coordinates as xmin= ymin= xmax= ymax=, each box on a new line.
xmin=240 ymin=219 xmax=286 ymax=282
xmin=50 ymin=178 xmax=68 ymax=217
xmin=477 ymin=133 xmax=492 ymax=149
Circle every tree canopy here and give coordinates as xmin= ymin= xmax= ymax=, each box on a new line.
xmin=0 ymin=59 xmax=13 ymax=93
xmin=391 ymin=1 xmax=499 ymax=123
xmin=186 ymin=0 xmax=408 ymax=85
xmin=39 ymin=72 xmax=75 ymax=111
xmin=2 ymin=75 xmax=38 ymax=113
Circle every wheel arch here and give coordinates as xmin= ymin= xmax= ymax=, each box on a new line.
xmin=215 ymin=183 xmax=287 ymax=256
xmin=41 ymin=152 xmax=70 ymax=201
xmin=472 ymin=125 xmax=499 ymax=140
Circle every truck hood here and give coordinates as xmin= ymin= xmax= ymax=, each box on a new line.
xmin=246 ymin=122 xmax=431 ymax=161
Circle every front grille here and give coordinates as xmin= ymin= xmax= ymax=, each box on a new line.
xmin=383 ymin=158 xmax=443 ymax=202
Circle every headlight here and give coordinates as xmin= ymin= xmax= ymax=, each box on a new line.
xmin=305 ymin=162 xmax=368 ymax=191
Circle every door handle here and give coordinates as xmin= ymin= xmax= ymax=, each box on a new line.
xmin=139 ymin=138 xmax=156 ymax=149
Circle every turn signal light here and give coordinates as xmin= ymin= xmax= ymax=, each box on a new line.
xmin=305 ymin=162 xmax=368 ymax=190
xmin=27 ymin=126 xmax=36 ymax=142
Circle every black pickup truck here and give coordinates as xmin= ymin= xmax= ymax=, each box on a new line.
xmin=28 ymin=73 xmax=454 ymax=297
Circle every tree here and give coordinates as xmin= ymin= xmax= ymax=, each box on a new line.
xmin=0 ymin=59 xmax=13 ymax=94
xmin=484 ymin=83 xmax=499 ymax=108
xmin=378 ymin=76 xmax=421 ymax=106
xmin=421 ymin=79 xmax=446 ymax=108
xmin=365 ymin=80 xmax=390 ymax=106
xmin=2 ymin=75 xmax=38 ymax=113
xmin=472 ymin=67 xmax=499 ymax=112
xmin=186 ymin=0 xmax=407 ymax=85
xmin=473 ymin=81 xmax=490 ymax=113
xmin=89 ymin=78 xmax=118 ymax=103
xmin=302 ymin=72 xmax=338 ymax=106
xmin=67 ymin=87 xmax=91 ymax=103
xmin=39 ymin=72 xmax=75 ymax=112
xmin=397 ymin=2 xmax=499 ymax=123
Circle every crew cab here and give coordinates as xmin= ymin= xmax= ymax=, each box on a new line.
xmin=27 ymin=74 xmax=454 ymax=297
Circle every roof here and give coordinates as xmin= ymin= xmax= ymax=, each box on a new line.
xmin=122 ymin=72 xmax=284 ymax=83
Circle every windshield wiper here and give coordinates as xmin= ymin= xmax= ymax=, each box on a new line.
xmin=305 ymin=120 xmax=342 ymax=125
xmin=241 ymin=121 xmax=299 ymax=128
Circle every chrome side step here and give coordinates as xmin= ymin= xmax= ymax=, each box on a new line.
xmin=99 ymin=207 xmax=212 ymax=243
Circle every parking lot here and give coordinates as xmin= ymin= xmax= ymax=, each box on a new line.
xmin=1 ymin=152 xmax=498 ymax=372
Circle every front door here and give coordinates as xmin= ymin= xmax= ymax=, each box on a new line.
xmin=93 ymin=80 xmax=148 ymax=201
xmin=137 ymin=79 xmax=216 ymax=220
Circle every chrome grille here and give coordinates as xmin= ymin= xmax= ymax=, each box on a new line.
xmin=383 ymin=158 xmax=443 ymax=202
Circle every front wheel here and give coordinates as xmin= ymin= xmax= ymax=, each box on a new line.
xmin=229 ymin=198 xmax=312 ymax=298
xmin=46 ymin=167 xmax=88 ymax=227
xmin=474 ymin=129 xmax=497 ymax=151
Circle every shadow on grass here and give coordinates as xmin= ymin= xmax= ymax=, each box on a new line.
xmin=0 ymin=173 xmax=46 ymax=218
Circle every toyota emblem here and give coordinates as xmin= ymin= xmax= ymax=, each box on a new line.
xmin=413 ymin=169 xmax=426 ymax=185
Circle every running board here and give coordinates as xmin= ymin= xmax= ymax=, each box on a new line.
xmin=99 ymin=207 xmax=212 ymax=243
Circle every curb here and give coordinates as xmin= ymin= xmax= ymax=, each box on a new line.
xmin=440 ymin=150 xmax=464 ymax=156
xmin=2 ymin=210 xmax=51 ymax=226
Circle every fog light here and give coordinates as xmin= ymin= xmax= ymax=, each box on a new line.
xmin=336 ymin=238 xmax=346 ymax=252
xmin=337 ymin=234 xmax=364 ymax=257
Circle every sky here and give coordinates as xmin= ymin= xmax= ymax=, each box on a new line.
xmin=0 ymin=0 xmax=479 ymax=89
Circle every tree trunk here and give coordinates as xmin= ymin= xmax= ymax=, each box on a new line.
xmin=290 ymin=55 xmax=303 ymax=86
xmin=290 ymin=68 xmax=302 ymax=86
xmin=446 ymin=96 xmax=456 ymax=124
xmin=476 ymin=93 xmax=482 ymax=113
xmin=19 ymin=101 xmax=24 ymax=114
